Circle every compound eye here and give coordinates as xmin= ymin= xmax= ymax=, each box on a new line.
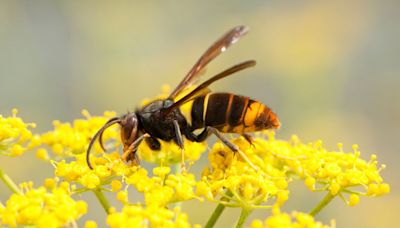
xmin=121 ymin=114 xmax=138 ymax=144
xmin=163 ymin=99 xmax=174 ymax=108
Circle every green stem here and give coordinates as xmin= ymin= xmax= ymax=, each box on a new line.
xmin=309 ymin=192 xmax=336 ymax=216
xmin=205 ymin=191 xmax=233 ymax=228
xmin=235 ymin=208 xmax=252 ymax=228
xmin=93 ymin=189 xmax=111 ymax=214
xmin=0 ymin=169 xmax=22 ymax=194
xmin=205 ymin=202 xmax=227 ymax=228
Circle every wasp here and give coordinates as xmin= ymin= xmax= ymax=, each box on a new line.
xmin=86 ymin=26 xmax=280 ymax=169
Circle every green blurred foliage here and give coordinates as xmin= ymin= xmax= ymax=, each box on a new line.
xmin=0 ymin=1 xmax=399 ymax=227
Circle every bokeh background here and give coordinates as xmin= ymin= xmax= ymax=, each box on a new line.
xmin=0 ymin=1 xmax=399 ymax=227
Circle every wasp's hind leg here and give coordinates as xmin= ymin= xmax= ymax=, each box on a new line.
xmin=173 ymin=120 xmax=186 ymax=172
xmin=208 ymin=127 xmax=260 ymax=172
xmin=186 ymin=127 xmax=210 ymax=142
xmin=208 ymin=127 xmax=239 ymax=152
xmin=242 ymin=133 xmax=255 ymax=147
xmin=188 ymin=127 xmax=246 ymax=153
xmin=187 ymin=127 xmax=239 ymax=152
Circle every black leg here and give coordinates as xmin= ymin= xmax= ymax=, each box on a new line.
xmin=242 ymin=133 xmax=254 ymax=146
xmin=208 ymin=127 xmax=239 ymax=152
xmin=145 ymin=137 xmax=161 ymax=150
xmin=173 ymin=120 xmax=184 ymax=149
xmin=209 ymin=127 xmax=260 ymax=172
xmin=185 ymin=127 xmax=210 ymax=142
xmin=173 ymin=120 xmax=187 ymax=171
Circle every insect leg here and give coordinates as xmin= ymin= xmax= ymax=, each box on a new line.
xmin=173 ymin=120 xmax=186 ymax=171
xmin=242 ymin=133 xmax=254 ymax=146
xmin=186 ymin=127 xmax=210 ymax=142
xmin=208 ymin=127 xmax=239 ymax=152
xmin=209 ymin=127 xmax=260 ymax=172
xmin=122 ymin=133 xmax=149 ymax=165
xmin=145 ymin=137 xmax=161 ymax=150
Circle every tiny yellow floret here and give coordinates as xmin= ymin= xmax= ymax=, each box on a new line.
xmin=348 ymin=194 xmax=360 ymax=206
xmin=84 ymin=220 xmax=98 ymax=228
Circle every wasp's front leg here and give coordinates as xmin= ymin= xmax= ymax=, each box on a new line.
xmin=122 ymin=133 xmax=149 ymax=165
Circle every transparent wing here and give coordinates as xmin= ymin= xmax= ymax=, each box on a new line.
xmin=168 ymin=26 xmax=249 ymax=99
xmin=164 ymin=60 xmax=256 ymax=114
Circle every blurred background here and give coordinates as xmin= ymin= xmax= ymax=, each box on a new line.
xmin=0 ymin=0 xmax=399 ymax=227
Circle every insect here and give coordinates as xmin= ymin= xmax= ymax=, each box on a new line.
xmin=86 ymin=25 xmax=280 ymax=169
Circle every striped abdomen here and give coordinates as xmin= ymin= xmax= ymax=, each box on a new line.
xmin=180 ymin=93 xmax=280 ymax=133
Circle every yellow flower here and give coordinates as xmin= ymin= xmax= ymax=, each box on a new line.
xmin=138 ymin=139 xmax=207 ymax=165
xmin=116 ymin=190 xmax=129 ymax=204
xmin=126 ymin=167 xmax=198 ymax=207
xmin=0 ymin=109 xmax=39 ymax=156
xmin=40 ymin=110 xmax=119 ymax=158
xmin=246 ymin=132 xmax=389 ymax=206
xmin=0 ymin=181 xmax=87 ymax=227
xmin=111 ymin=180 xmax=123 ymax=192
xmin=54 ymin=152 xmax=135 ymax=190
xmin=348 ymin=194 xmax=360 ymax=206
xmin=250 ymin=211 xmax=334 ymax=228
xmin=198 ymin=136 xmax=289 ymax=209
xmin=197 ymin=131 xmax=389 ymax=212
xmin=107 ymin=205 xmax=192 ymax=228
xmin=0 ymin=104 xmax=391 ymax=227
xmin=84 ymin=220 xmax=98 ymax=228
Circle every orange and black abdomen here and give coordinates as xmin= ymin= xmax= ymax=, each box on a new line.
xmin=188 ymin=93 xmax=280 ymax=133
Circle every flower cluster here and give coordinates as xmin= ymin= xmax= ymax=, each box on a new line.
xmin=0 ymin=180 xmax=87 ymax=227
xmin=107 ymin=205 xmax=195 ymax=228
xmin=197 ymin=137 xmax=289 ymax=210
xmin=40 ymin=110 xmax=119 ymax=160
xmin=138 ymin=139 xmax=207 ymax=165
xmin=250 ymin=211 xmax=334 ymax=228
xmin=0 ymin=109 xmax=40 ymax=157
xmin=124 ymin=166 xmax=198 ymax=207
xmin=250 ymin=132 xmax=390 ymax=207
xmin=0 ymin=108 xmax=391 ymax=227
xmin=54 ymin=151 xmax=134 ymax=190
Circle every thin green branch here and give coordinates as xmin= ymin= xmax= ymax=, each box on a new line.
xmin=0 ymin=168 xmax=22 ymax=194
xmin=309 ymin=192 xmax=336 ymax=216
xmin=205 ymin=191 xmax=233 ymax=228
xmin=93 ymin=189 xmax=111 ymax=214
xmin=235 ymin=208 xmax=252 ymax=228
xmin=71 ymin=187 xmax=91 ymax=195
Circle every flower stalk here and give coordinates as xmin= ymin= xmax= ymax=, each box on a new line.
xmin=93 ymin=188 xmax=111 ymax=214
xmin=205 ymin=191 xmax=233 ymax=228
xmin=309 ymin=192 xmax=336 ymax=216
xmin=205 ymin=202 xmax=227 ymax=228
xmin=236 ymin=208 xmax=252 ymax=228
xmin=0 ymin=168 xmax=22 ymax=194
